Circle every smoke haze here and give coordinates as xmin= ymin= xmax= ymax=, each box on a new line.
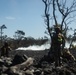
xmin=16 ymin=41 xmax=50 ymax=51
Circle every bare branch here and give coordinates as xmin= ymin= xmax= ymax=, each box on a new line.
xmin=65 ymin=14 xmax=76 ymax=23
xmin=42 ymin=0 xmax=51 ymax=37
xmin=56 ymin=0 xmax=65 ymax=16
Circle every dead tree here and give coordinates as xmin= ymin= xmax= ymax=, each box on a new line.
xmin=42 ymin=0 xmax=76 ymax=50
xmin=0 ymin=24 xmax=7 ymax=45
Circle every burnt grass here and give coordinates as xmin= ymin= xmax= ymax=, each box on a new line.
xmin=7 ymin=48 xmax=76 ymax=75
xmin=10 ymin=49 xmax=49 ymax=62
xmin=10 ymin=48 xmax=76 ymax=61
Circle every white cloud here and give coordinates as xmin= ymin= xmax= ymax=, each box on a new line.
xmin=5 ymin=16 xmax=16 ymax=20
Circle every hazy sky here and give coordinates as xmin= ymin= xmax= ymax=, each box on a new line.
xmin=0 ymin=0 xmax=76 ymax=39
xmin=0 ymin=0 xmax=46 ymax=38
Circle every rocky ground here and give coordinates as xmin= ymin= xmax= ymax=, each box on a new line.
xmin=0 ymin=49 xmax=76 ymax=75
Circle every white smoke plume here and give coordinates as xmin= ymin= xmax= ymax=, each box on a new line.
xmin=16 ymin=41 xmax=51 ymax=51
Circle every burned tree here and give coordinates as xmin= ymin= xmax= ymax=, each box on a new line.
xmin=42 ymin=0 xmax=76 ymax=67
xmin=0 ymin=24 xmax=7 ymax=45
xmin=42 ymin=0 xmax=76 ymax=50
xmin=14 ymin=30 xmax=25 ymax=48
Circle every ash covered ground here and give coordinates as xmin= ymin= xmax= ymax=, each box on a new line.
xmin=0 ymin=49 xmax=76 ymax=75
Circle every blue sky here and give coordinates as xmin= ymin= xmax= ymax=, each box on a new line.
xmin=0 ymin=0 xmax=46 ymax=38
xmin=0 ymin=0 xmax=76 ymax=39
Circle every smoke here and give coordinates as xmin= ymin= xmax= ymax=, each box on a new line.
xmin=16 ymin=41 xmax=51 ymax=51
